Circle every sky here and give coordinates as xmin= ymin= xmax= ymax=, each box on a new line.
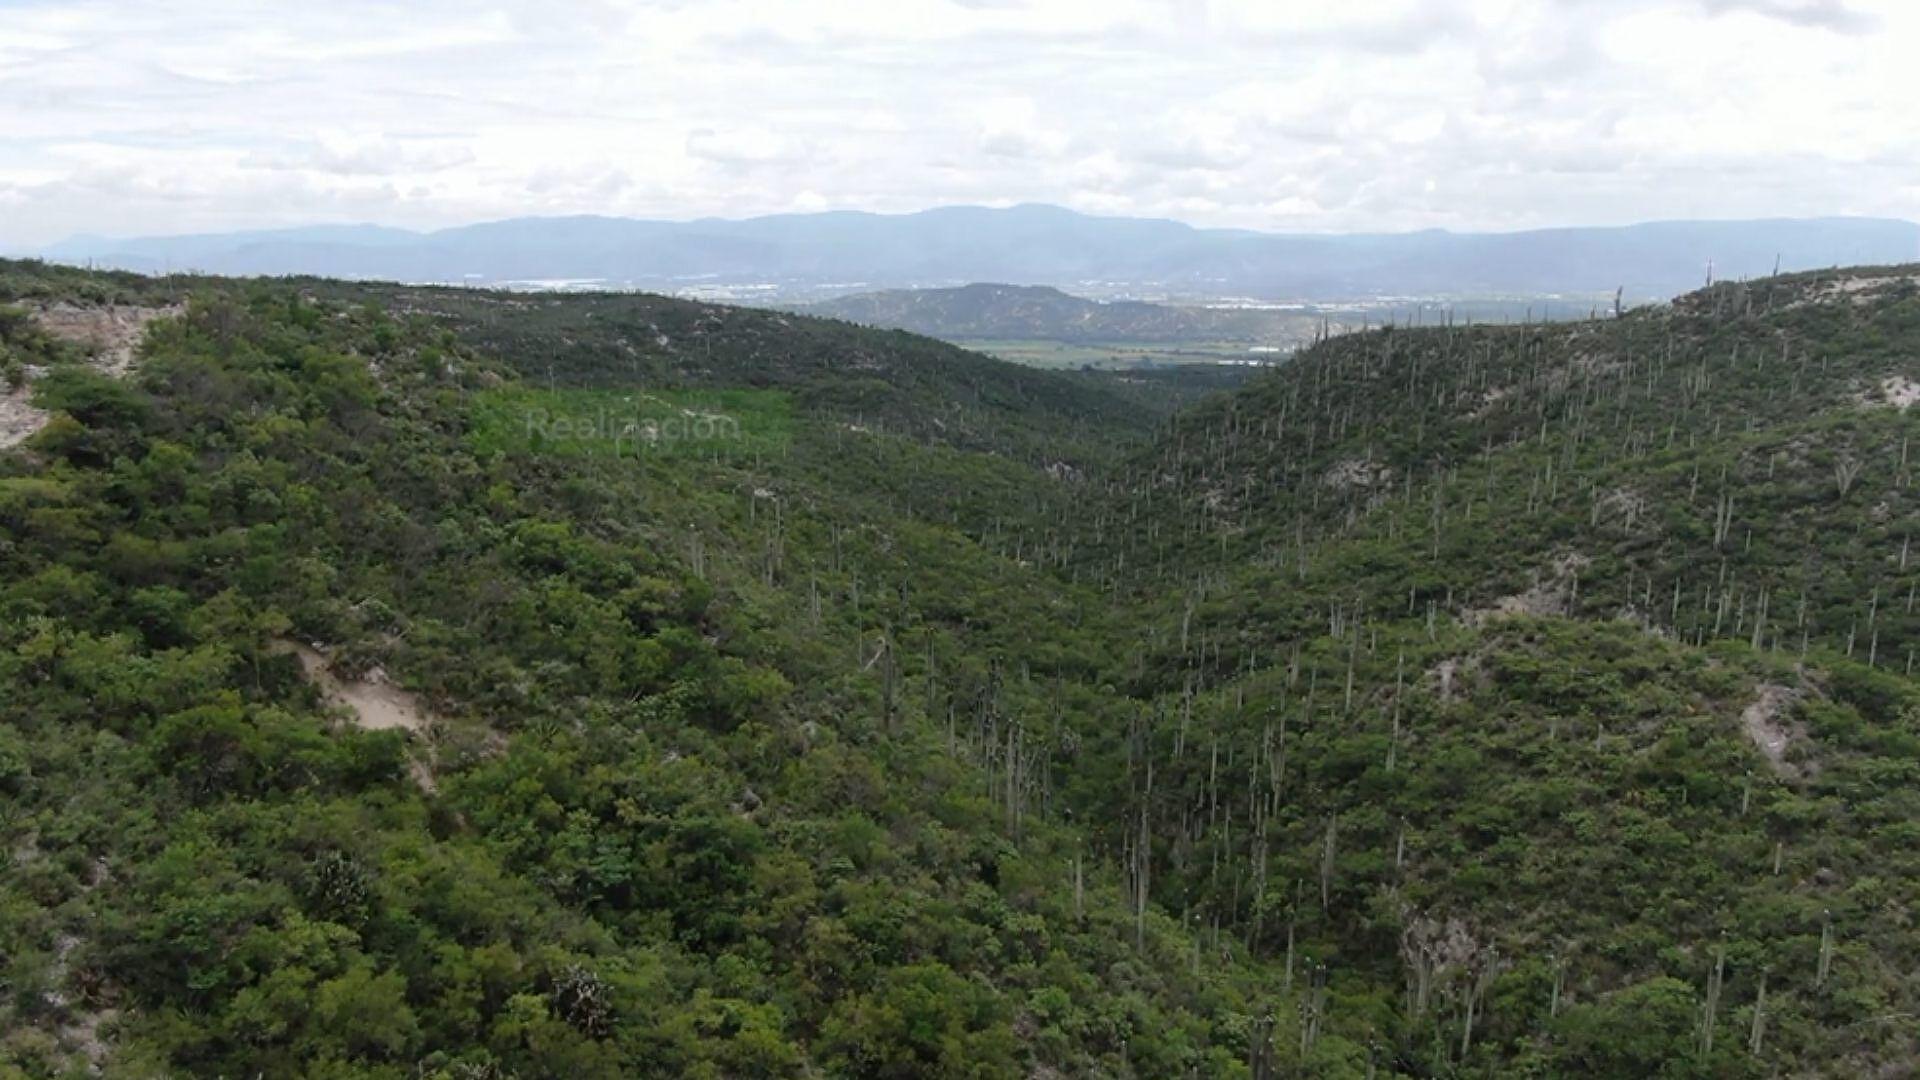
xmin=0 ymin=0 xmax=1915 ymax=249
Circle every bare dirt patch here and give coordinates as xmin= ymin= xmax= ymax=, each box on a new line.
xmin=0 ymin=386 xmax=49 ymax=450
xmin=283 ymin=641 xmax=431 ymax=734
xmin=32 ymin=303 xmax=182 ymax=377
xmin=1871 ymin=376 xmax=1920 ymax=411
xmin=279 ymin=640 xmax=442 ymax=790
xmin=1427 ymin=656 xmax=1481 ymax=704
xmin=1742 ymin=682 xmax=1809 ymax=780
xmin=58 ymin=1006 xmax=118 ymax=1074
xmin=2 ymin=304 xmax=181 ymax=450
xmin=1809 ymin=273 xmax=1920 ymax=306
xmin=1468 ymin=385 xmax=1512 ymax=418
xmin=1324 ymin=456 xmax=1392 ymax=492
xmin=41 ymin=918 xmax=117 ymax=1071
xmin=1468 ymin=552 xmax=1590 ymax=623
xmin=1594 ymin=487 xmax=1650 ymax=532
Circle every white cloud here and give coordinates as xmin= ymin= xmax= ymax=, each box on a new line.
xmin=0 ymin=0 xmax=1913 ymax=249
xmin=241 ymin=135 xmax=477 ymax=176
xmin=686 ymin=127 xmax=803 ymax=166
xmin=973 ymin=97 xmax=1070 ymax=159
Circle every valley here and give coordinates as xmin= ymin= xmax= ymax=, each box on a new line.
xmin=799 ymin=283 xmax=1642 ymax=374
xmin=10 ymin=0 xmax=1916 ymax=1075
xmin=3 ymin=257 xmax=1920 ymax=1077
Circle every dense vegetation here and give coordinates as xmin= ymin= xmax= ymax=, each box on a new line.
xmin=3 ymin=257 xmax=1919 ymax=1077
xmin=0 ymin=263 xmax=1279 ymax=1078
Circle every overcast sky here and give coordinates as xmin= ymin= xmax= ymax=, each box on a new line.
xmin=1 ymin=0 xmax=1913 ymax=249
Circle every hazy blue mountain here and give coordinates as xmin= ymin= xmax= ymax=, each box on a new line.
xmin=45 ymin=205 xmax=1920 ymax=300
xmin=43 ymin=224 xmax=422 ymax=264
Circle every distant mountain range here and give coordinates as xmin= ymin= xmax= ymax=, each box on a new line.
xmin=41 ymin=204 xmax=1920 ymax=301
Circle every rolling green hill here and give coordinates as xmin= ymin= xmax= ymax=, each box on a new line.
xmin=4 ymin=256 xmax=1920 ymax=1077
xmin=0 ymin=260 xmax=1276 ymax=1079
xmin=803 ymin=283 xmax=1308 ymax=346
xmin=1051 ymin=264 xmax=1920 ymax=1075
